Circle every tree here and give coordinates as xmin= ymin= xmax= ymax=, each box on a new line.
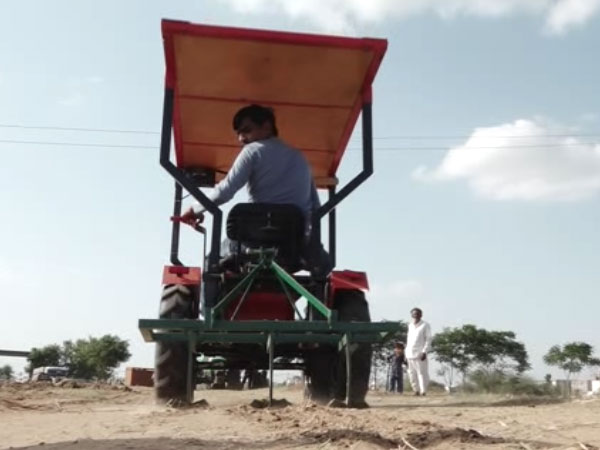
xmin=543 ymin=342 xmax=600 ymax=380
xmin=474 ymin=329 xmax=530 ymax=373
xmin=0 ymin=364 xmax=13 ymax=380
xmin=432 ymin=326 xmax=474 ymax=387
xmin=25 ymin=344 xmax=62 ymax=375
xmin=371 ymin=323 xmax=407 ymax=390
xmin=432 ymin=324 xmax=530 ymax=388
xmin=62 ymin=335 xmax=131 ymax=380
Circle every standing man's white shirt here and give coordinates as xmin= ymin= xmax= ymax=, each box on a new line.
xmin=406 ymin=319 xmax=432 ymax=395
xmin=405 ymin=320 xmax=432 ymax=358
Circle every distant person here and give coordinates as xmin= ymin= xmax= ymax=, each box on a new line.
xmin=243 ymin=368 xmax=256 ymax=389
xmin=405 ymin=307 xmax=432 ymax=396
xmin=256 ymin=370 xmax=268 ymax=388
xmin=211 ymin=371 xmax=226 ymax=389
xmin=389 ymin=342 xmax=408 ymax=394
xmin=225 ymin=369 xmax=244 ymax=390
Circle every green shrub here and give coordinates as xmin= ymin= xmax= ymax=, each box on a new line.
xmin=467 ymin=369 xmax=559 ymax=396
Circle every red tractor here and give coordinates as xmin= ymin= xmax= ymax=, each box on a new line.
xmin=139 ymin=19 xmax=401 ymax=408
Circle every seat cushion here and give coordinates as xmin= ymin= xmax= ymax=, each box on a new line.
xmin=226 ymin=203 xmax=305 ymax=245
xmin=226 ymin=203 xmax=305 ymax=271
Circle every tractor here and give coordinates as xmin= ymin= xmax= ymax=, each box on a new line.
xmin=139 ymin=19 xmax=402 ymax=408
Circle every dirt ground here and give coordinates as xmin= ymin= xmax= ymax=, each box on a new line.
xmin=1 ymin=382 xmax=599 ymax=450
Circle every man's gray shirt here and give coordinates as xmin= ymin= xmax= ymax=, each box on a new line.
xmin=194 ymin=137 xmax=320 ymax=221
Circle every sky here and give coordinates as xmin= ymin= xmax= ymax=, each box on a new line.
xmin=1 ymin=0 xmax=599 ymax=382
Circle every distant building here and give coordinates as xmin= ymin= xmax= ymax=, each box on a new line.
xmin=553 ymin=379 xmax=600 ymax=396
xmin=125 ymin=367 xmax=154 ymax=387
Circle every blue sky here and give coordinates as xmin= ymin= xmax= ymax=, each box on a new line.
xmin=1 ymin=0 xmax=599 ymax=381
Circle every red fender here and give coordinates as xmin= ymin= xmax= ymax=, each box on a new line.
xmin=329 ymin=270 xmax=369 ymax=301
xmin=162 ymin=265 xmax=202 ymax=286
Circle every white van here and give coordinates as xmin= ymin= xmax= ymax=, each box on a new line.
xmin=31 ymin=366 xmax=69 ymax=382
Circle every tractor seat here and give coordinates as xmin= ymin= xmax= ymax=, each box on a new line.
xmin=225 ymin=203 xmax=306 ymax=271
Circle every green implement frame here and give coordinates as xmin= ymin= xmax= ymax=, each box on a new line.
xmin=139 ymin=249 xmax=402 ymax=405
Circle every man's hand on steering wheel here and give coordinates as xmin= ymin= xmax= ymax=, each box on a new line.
xmin=179 ymin=207 xmax=205 ymax=227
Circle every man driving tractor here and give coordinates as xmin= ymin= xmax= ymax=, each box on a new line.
xmin=180 ymin=104 xmax=330 ymax=275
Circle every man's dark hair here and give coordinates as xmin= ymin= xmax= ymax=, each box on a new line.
xmin=394 ymin=342 xmax=405 ymax=349
xmin=232 ymin=104 xmax=278 ymax=136
xmin=411 ymin=307 xmax=422 ymax=315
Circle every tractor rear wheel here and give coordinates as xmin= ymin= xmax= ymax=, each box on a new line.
xmin=305 ymin=349 xmax=335 ymax=403
xmin=154 ymin=284 xmax=198 ymax=405
xmin=333 ymin=289 xmax=372 ymax=408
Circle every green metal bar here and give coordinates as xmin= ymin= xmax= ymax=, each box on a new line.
xmin=186 ymin=332 xmax=194 ymax=404
xmin=270 ymin=261 xmax=331 ymax=319
xmin=267 ymin=333 xmax=274 ymax=406
xmin=152 ymin=332 xmax=341 ymax=345
xmin=344 ymin=333 xmax=352 ymax=404
xmin=140 ymin=318 xmax=401 ymax=333
xmin=154 ymin=333 xmax=267 ymax=344
xmin=230 ymin=273 xmax=257 ymax=320
xmin=211 ymin=259 xmax=266 ymax=318
xmin=140 ymin=327 xmax=155 ymax=342
xmin=0 ymin=350 xmax=30 ymax=357
xmin=204 ymin=306 xmax=213 ymax=328
xmin=275 ymin=275 xmax=304 ymax=320
xmin=149 ymin=332 xmax=388 ymax=346
xmin=263 ymin=334 xmax=338 ymax=344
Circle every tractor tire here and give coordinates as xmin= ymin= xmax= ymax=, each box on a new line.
xmin=154 ymin=284 xmax=197 ymax=405
xmin=305 ymin=349 xmax=336 ymax=404
xmin=333 ymin=289 xmax=372 ymax=408
xmin=304 ymin=287 xmax=336 ymax=404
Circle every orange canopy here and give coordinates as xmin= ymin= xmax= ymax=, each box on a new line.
xmin=162 ymin=20 xmax=387 ymax=188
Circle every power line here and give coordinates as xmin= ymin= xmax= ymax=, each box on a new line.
xmin=0 ymin=124 xmax=160 ymax=135
xmin=0 ymin=139 xmax=156 ymax=150
xmin=351 ymin=133 xmax=600 ymax=140
xmin=1 ymin=138 xmax=598 ymax=152
xmin=1 ymin=123 xmax=600 ymax=140
xmin=348 ymin=143 xmax=600 ymax=151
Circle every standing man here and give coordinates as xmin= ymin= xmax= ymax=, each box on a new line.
xmin=405 ymin=307 xmax=432 ymax=396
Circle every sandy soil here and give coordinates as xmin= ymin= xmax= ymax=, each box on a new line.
xmin=1 ymin=382 xmax=599 ymax=450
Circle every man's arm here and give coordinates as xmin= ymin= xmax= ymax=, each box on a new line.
xmin=180 ymin=146 xmax=255 ymax=225
xmin=193 ymin=146 xmax=255 ymax=212
xmin=422 ymin=322 xmax=433 ymax=355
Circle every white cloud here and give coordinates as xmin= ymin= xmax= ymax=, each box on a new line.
xmin=382 ymin=280 xmax=425 ymax=299
xmin=545 ymin=0 xmax=600 ymax=34
xmin=220 ymin=0 xmax=599 ymax=34
xmin=0 ymin=258 xmax=95 ymax=288
xmin=0 ymin=260 xmax=15 ymax=286
xmin=56 ymin=76 xmax=103 ymax=107
xmin=58 ymin=91 xmax=85 ymax=107
xmin=413 ymin=118 xmax=600 ymax=201
xmin=580 ymin=112 xmax=599 ymax=122
xmin=85 ymin=76 xmax=104 ymax=84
